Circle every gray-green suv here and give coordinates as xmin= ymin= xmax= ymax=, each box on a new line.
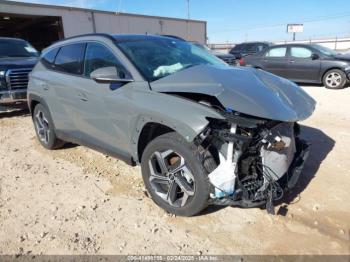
xmin=28 ymin=34 xmax=316 ymax=216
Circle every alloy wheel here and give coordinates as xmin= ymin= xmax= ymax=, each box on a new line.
xmin=148 ymin=149 xmax=195 ymax=207
xmin=326 ymin=72 xmax=342 ymax=88
xmin=34 ymin=110 xmax=50 ymax=145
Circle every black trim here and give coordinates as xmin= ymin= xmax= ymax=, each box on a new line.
xmin=28 ymin=94 xmax=50 ymax=115
xmin=28 ymin=94 xmax=136 ymax=166
xmin=55 ymin=130 xmax=136 ymax=166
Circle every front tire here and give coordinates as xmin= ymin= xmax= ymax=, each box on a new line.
xmin=323 ymin=69 xmax=347 ymax=89
xmin=141 ymin=132 xmax=211 ymax=216
xmin=33 ymin=103 xmax=64 ymax=149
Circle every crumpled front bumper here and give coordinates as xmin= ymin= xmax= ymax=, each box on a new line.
xmin=277 ymin=138 xmax=310 ymax=190
xmin=210 ymin=138 xmax=310 ymax=209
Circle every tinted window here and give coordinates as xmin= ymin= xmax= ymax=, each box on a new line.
xmin=290 ymin=47 xmax=312 ymax=58
xmin=231 ymin=44 xmax=243 ymax=52
xmin=257 ymin=44 xmax=266 ymax=52
xmin=245 ymin=44 xmax=258 ymax=52
xmin=41 ymin=48 xmax=59 ymax=67
xmin=84 ymin=43 xmax=129 ymax=78
xmin=54 ymin=43 xmax=85 ymax=75
xmin=265 ymin=47 xmax=287 ymax=57
xmin=0 ymin=39 xmax=39 ymax=58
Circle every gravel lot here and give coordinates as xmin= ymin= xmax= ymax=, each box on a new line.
xmin=0 ymin=86 xmax=349 ymax=255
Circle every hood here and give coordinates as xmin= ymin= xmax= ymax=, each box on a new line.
xmin=0 ymin=57 xmax=38 ymax=70
xmin=333 ymin=53 xmax=350 ymax=62
xmin=150 ymin=64 xmax=316 ymax=122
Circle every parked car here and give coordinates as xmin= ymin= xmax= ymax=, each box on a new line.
xmin=191 ymin=42 xmax=238 ymax=66
xmin=229 ymin=42 xmax=272 ymax=59
xmin=28 ymin=34 xmax=315 ymax=216
xmin=0 ymin=37 xmax=39 ymax=104
xmin=241 ymin=43 xmax=350 ymax=89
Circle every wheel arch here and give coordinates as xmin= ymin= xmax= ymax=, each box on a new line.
xmin=132 ymin=115 xmax=211 ymax=164
xmin=28 ymin=94 xmax=50 ymax=116
xmin=321 ymin=67 xmax=347 ymax=81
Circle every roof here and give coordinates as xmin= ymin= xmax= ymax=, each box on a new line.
xmin=0 ymin=0 xmax=206 ymax=24
xmin=44 ymin=33 xmax=187 ymax=50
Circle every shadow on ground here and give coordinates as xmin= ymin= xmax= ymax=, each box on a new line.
xmin=0 ymin=106 xmax=30 ymax=119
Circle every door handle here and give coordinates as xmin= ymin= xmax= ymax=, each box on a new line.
xmin=77 ymin=92 xmax=88 ymax=102
xmin=40 ymin=83 xmax=49 ymax=90
xmin=290 ymin=60 xmax=295 ymax=63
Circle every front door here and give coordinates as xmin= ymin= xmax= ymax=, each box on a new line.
xmin=74 ymin=42 xmax=135 ymax=157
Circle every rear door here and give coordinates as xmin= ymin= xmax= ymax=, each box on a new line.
xmin=261 ymin=46 xmax=289 ymax=78
xmin=43 ymin=43 xmax=86 ymax=135
xmin=286 ymin=46 xmax=321 ymax=82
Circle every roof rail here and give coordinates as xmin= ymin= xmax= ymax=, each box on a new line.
xmin=53 ymin=33 xmax=116 ymax=45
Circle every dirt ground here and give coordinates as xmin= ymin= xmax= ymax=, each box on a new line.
xmin=0 ymin=86 xmax=349 ymax=256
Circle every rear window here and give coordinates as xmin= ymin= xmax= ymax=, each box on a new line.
xmin=54 ymin=43 xmax=85 ymax=75
xmin=245 ymin=44 xmax=258 ymax=52
xmin=231 ymin=44 xmax=243 ymax=52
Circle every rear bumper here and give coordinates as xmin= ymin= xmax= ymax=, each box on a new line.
xmin=0 ymin=89 xmax=27 ymax=103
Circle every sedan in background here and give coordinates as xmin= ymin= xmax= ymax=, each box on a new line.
xmin=241 ymin=44 xmax=350 ymax=89
xmin=229 ymin=42 xmax=272 ymax=60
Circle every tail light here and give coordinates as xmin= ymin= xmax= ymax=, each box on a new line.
xmin=239 ymin=58 xmax=245 ymax=66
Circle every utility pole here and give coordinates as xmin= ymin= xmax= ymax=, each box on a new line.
xmin=187 ymin=0 xmax=190 ymax=20
xmin=117 ymin=0 xmax=122 ymax=13
xmin=186 ymin=0 xmax=190 ymax=40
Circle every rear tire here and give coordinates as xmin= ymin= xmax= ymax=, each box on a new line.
xmin=323 ymin=69 xmax=347 ymax=89
xmin=141 ymin=132 xmax=212 ymax=216
xmin=33 ymin=103 xmax=64 ymax=150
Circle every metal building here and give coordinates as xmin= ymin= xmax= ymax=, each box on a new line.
xmin=0 ymin=0 xmax=207 ymax=50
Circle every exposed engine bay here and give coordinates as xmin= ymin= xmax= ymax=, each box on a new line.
xmin=194 ymin=107 xmax=310 ymax=214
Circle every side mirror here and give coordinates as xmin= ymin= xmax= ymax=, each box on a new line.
xmin=311 ymin=53 xmax=319 ymax=60
xmin=90 ymin=67 xmax=133 ymax=84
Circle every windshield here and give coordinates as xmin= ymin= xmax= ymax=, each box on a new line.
xmin=0 ymin=39 xmax=39 ymax=58
xmin=193 ymin=42 xmax=211 ymax=52
xmin=311 ymin=44 xmax=338 ymax=56
xmin=116 ymin=37 xmax=226 ymax=81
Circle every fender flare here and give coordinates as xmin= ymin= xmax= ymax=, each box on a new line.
xmin=130 ymin=114 xmax=211 ymax=162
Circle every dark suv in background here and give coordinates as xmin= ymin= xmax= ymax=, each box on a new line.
xmin=191 ymin=42 xmax=237 ymax=66
xmin=0 ymin=37 xmax=39 ymax=104
xmin=229 ymin=42 xmax=272 ymax=60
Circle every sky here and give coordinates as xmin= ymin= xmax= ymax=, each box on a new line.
xmin=8 ymin=0 xmax=350 ymax=43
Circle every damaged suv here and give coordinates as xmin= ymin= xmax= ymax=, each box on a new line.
xmin=28 ymin=34 xmax=315 ymax=216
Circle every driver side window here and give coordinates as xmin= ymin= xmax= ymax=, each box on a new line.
xmin=84 ymin=42 xmax=130 ymax=79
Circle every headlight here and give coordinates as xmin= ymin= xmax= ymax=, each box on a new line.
xmin=0 ymin=70 xmax=5 ymax=77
